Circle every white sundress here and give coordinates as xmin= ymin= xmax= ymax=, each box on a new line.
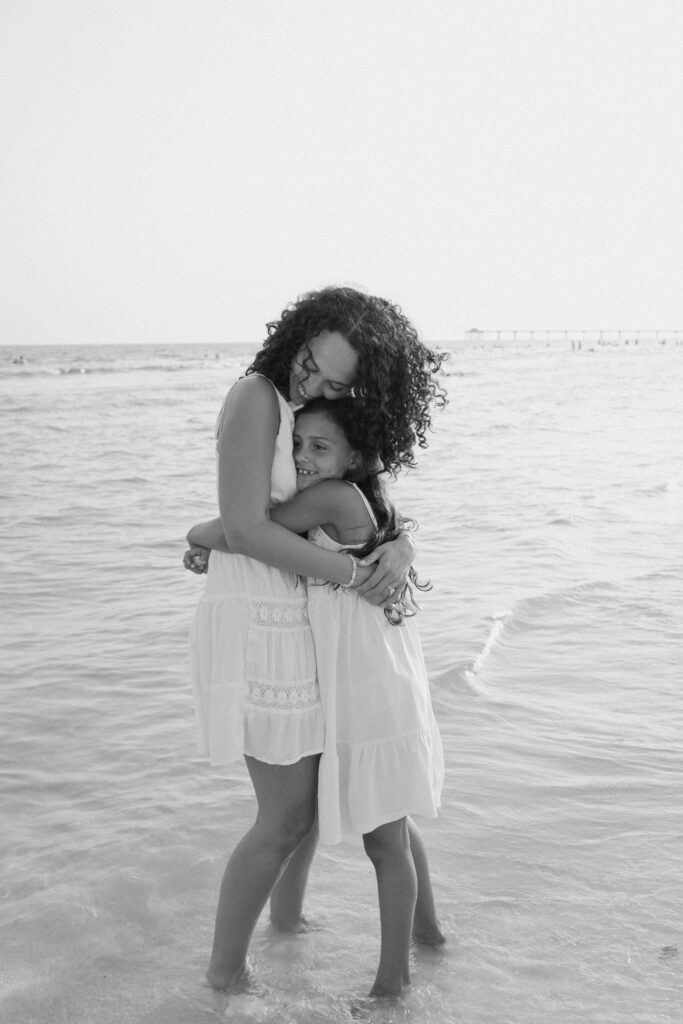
xmin=309 ymin=484 xmax=444 ymax=845
xmin=189 ymin=376 xmax=324 ymax=766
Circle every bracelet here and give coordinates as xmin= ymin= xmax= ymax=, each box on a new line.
xmin=342 ymin=552 xmax=359 ymax=588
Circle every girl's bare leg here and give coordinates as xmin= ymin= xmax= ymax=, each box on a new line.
xmin=207 ymin=754 xmax=320 ymax=990
xmin=269 ymin=818 xmax=319 ymax=931
xmin=408 ymin=817 xmax=446 ymax=946
xmin=363 ymin=817 xmax=417 ymax=998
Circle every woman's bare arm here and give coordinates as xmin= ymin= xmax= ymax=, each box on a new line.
xmin=188 ymin=517 xmax=228 ymax=552
xmin=211 ymin=376 xmax=372 ymax=587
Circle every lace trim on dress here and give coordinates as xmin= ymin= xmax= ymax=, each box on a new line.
xmin=250 ymin=599 xmax=310 ymax=628
xmin=246 ymin=679 xmax=320 ymax=711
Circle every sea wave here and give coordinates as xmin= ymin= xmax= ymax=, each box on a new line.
xmin=469 ymin=608 xmax=515 ymax=676
xmin=1 ymin=360 xmax=231 ymax=379
xmin=3 ymin=340 xmax=683 ymax=1024
xmin=633 ymin=475 xmax=682 ymax=496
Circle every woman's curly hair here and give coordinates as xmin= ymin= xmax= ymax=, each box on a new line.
xmin=246 ymin=286 xmax=447 ymax=474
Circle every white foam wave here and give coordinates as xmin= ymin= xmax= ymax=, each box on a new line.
xmin=469 ymin=608 xmax=514 ymax=677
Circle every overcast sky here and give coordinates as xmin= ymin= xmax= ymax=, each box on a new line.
xmin=2 ymin=0 xmax=682 ymax=346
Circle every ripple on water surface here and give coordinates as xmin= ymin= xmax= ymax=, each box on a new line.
xmin=2 ymin=344 xmax=683 ymax=1023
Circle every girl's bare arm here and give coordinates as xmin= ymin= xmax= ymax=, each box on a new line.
xmin=268 ymin=480 xmax=372 ymax=541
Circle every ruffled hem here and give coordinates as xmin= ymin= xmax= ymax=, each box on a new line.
xmin=317 ymin=720 xmax=444 ymax=845
xmin=243 ymin=705 xmax=324 ymax=765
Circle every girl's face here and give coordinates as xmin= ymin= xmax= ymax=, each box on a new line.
xmin=292 ymin=411 xmax=361 ymax=491
xmin=288 ymin=330 xmax=358 ymax=405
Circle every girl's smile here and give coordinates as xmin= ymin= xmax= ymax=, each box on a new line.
xmin=292 ymin=411 xmax=360 ymax=491
xmin=289 ymin=330 xmax=358 ymax=405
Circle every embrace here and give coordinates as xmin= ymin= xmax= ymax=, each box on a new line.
xmin=184 ymin=286 xmax=447 ymax=999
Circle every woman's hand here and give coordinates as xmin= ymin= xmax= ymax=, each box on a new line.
xmin=183 ymin=544 xmax=210 ymax=574
xmin=353 ymin=532 xmax=416 ymax=606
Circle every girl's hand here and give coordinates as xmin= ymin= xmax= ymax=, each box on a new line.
xmin=354 ymin=532 xmax=416 ymax=606
xmin=183 ymin=544 xmax=210 ymax=574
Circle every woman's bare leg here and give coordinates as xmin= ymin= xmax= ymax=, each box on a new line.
xmin=408 ymin=818 xmax=446 ymax=946
xmin=207 ymin=754 xmax=320 ymax=990
xmin=269 ymin=818 xmax=319 ymax=931
xmin=363 ymin=817 xmax=417 ymax=998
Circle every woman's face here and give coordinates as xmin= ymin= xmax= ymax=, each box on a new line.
xmin=288 ymin=330 xmax=358 ymax=405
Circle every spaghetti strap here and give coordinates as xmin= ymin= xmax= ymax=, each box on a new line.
xmin=348 ymin=479 xmax=378 ymax=528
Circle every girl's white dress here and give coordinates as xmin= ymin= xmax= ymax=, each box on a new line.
xmin=190 ymin=378 xmax=323 ymax=766
xmin=309 ymin=485 xmax=444 ymax=845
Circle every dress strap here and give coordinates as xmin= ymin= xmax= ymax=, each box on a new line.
xmin=345 ymin=481 xmax=378 ymax=530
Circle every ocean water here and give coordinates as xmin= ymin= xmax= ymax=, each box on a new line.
xmin=1 ymin=339 xmax=681 ymax=1024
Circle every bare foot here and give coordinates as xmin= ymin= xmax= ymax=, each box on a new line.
xmin=351 ymin=978 xmax=412 ymax=1017
xmin=412 ymin=917 xmax=446 ymax=947
xmin=351 ymin=991 xmax=404 ymax=1018
xmin=206 ymin=959 xmax=256 ymax=992
xmin=269 ymin=913 xmax=322 ymax=934
xmin=368 ymin=975 xmax=411 ymax=999
xmin=350 ymin=1000 xmax=374 ymax=1020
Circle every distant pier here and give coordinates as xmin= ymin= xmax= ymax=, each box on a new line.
xmin=456 ymin=329 xmax=683 ymax=349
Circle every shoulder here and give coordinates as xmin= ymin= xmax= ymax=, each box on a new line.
xmin=312 ymin=480 xmax=374 ymax=531
xmin=217 ymin=374 xmax=280 ymax=446
xmin=230 ymin=373 xmax=280 ymax=404
xmin=222 ymin=374 xmax=280 ymax=419
xmin=305 ymin=479 xmax=349 ymax=502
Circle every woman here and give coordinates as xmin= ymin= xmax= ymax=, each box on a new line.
xmin=185 ymin=286 xmax=446 ymax=991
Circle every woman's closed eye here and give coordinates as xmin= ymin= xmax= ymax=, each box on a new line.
xmin=302 ymin=347 xmax=353 ymax=394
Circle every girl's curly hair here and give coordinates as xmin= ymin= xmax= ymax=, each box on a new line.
xmin=295 ymin=397 xmax=432 ymax=625
xmin=246 ymin=286 xmax=447 ymax=474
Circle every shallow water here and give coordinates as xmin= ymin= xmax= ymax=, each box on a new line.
xmin=1 ymin=341 xmax=682 ymax=1023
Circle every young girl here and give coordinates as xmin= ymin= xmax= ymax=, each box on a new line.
xmin=186 ymin=286 xmax=446 ymax=994
xmin=190 ymin=397 xmax=445 ymax=998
